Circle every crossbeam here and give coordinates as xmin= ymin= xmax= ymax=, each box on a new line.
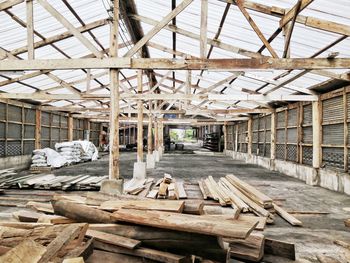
xmin=0 ymin=57 xmax=349 ymax=71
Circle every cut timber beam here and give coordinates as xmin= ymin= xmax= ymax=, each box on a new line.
xmin=1 ymin=58 xmax=350 ymax=71
xmin=124 ymin=0 xmax=193 ymax=57
xmin=0 ymin=0 xmax=23 ymax=11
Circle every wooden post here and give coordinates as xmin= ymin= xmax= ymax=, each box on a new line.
xmin=123 ymin=123 xmax=126 ymax=145
xmin=200 ymin=0 xmax=208 ymax=58
xmin=108 ymin=0 xmax=120 ymax=180
xmin=223 ymin=122 xmax=228 ymax=151
xmin=312 ymin=98 xmax=322 ymax=169
xmin=137 ymin=70 xmax=143 ymax=163
xmin=344 ymin=89 xmax=348 ymax=172
xmin=35 ymin=108 xmax=41 ymax=149
xmin=26 ymin=0 xmax=34 ymax=59
xmin=235 ymin=124 xmax=239 ymax=152
xmin=86 ymin=120 xmax=91 ymax=141
xmin=154 ymin=119 xmax=158 ymax=150
xmin=247 ymin=116 xmax=252 ymax=154
xmin=270 ymin=111 xmax=276 ymax=160
xmin=67 ymin=114 xmax=73 ymax=142
xmin=148 ymin=100 xmax=153 ymax=154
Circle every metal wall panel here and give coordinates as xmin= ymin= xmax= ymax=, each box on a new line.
xmin=277 ymin=112 xmax=285 ymax=128
xmin=302 ymin=127 xmax=313 ymax=144
xmin=323 ymin=96 xmax=343 ymax=122
xmin=8 ymin=105 xmax=21 ymax=122
xmin=322 ymin=124 xmax=344 ymax=145
xmin=303 ymin=104 xmax=312 ymax=125
xmin=287 ymin=128 xmax=297 ymax=143
xmin=322 ymin=147 xmax=344 ymax=169
xmin=288 ymin=108 xmax=298 ymax=126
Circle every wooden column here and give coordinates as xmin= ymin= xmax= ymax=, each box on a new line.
xmin=108 ymin=0 xmax=120 ymax=180
xmin=234 ymin=124 xmax=238 ymax=152
xmin=247 ymin=116 xmax=252 ymax=154
xmin=154 ymin=119 xmax=158 ymax=150
xmin=35 ymin=108 xmax=41 ymax=149
xmin=148 ymin=100 xmax=153 ymax=154
xmin=312 ymin=98 xmax=322 ymax=169
xmin=270 ymin=111 xmax=276 ymax=160
xmin=67 ymin=114 xmax=73 ymax=142
xmin=223 ymin=122 xmax=228 ymax=151
xmin=137 ymin=70 xmax=143 ymax=162
xmin=26 ymin=0 xmax=34 ymax=59
xmin=123 ymin=123 xmax=126 ymax=145
xmin=344 ymin=90 xmax=348 ymax=172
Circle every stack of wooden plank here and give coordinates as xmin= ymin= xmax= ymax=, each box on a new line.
xmin=0 ymin=223 xmax=92 ymax=263
xmin=0 ymin=187 xmax=298 ymax=263
xmin=0 ymin=173 xmax=107 ymax=191
xmin=146 ymin=174 xmax=187 ymax=200
xmin=199 ymin=174 xmax=303 ymax=227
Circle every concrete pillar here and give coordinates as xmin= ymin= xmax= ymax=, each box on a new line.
xmin=133 ymin=70 xmax=146 ymax=180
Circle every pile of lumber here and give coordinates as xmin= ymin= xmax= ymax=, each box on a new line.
xmin=0 ymin=173 xmax=107 ymax=191
xmin=146 ymin=174 xmax=187 ymax=200
xmin=0 ymin=223 xmax=92 ymax=263
xmin=0 ymin=188 xmax=298 ymax=262
xmin=199 ymin=174 xmax=303 ymax=226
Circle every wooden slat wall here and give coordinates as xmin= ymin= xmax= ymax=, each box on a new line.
xmin=226 ymin=86 xmax=350 ymax=173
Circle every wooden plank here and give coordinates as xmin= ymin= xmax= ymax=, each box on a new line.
xmin=183 ymin=201 xmax=204 ymax=215
xmin=226 ymin=174 xmax=273 ymax=208
xmin=38 ymin=224 xmax=83 ymax=263
xmin=273 ymin=203 xmax=302 ymax=226
xmin=158 ymin=182 xmax=169 ymax=197
xmin=229 ymin=233 xmax=265 ymax=262
xmin=264 ymin=238 xmax=295 ymax=260
xmin=94 ymin=241 xmax=191 ymax=263
xmin=200 ymin=0 xmax=208 ymax=58
xmin=62 ymin=258 xmax=84 ymax=263
xmin=0 ymin=239 xmax=46 ymax=263
xmin=85 ymin=249 xmax=152 ymax=263
xmin=26 ymin=201 xmax=54 ymax=214
xmin=52 ymin=199 xmax=116 ymax=224
xmin=176 ymin=182 xmax=187 ymax=199
xmin=0 ymin=0 xmax=24 ymax=11
xmin=86 ymin=229 xmax=141 ymax=249
xmin=198 ymin=180 xmax=208 ymax=199
xmin=99 ymin=200 xmax=185 ymax=213
xmin=218 ymin=179 xmax=249 ymax=212
xmin=26 ymin=0 xmax=34 ymax=59
xmin=112 ymin=208 xmax=258 ymax=239
xmin=146 ymin=189 xmax=158 ymax=199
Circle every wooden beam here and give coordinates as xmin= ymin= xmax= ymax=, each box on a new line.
xmin=147 ymin=100 xmax=153 ymax=153
xmin=0 ymin=0 xmax=24 ymax=11
xmin=282 ymin=0 xmax=302 ymax=58
xmin=109 ymin=0 xmax=120 ymax=180
xmin=279 ymin=0 xmax=313 ymax=28
xmin=68 ymin=114 xmax=73 ymax=141
xmin=200 ymin=0 xmax=208 ymax=58
xmin=1 ymin=57 xmax=350 ymax=71
xmin=37 ymin=0 xmax=103 ymax=58
xmin=124 ymin=0 xmax=193 ymax=58
xmin=236 ymin=0 xmax=279 ymax=58
xmin=305 ymin=17 xmax=350 ymax=36
xmin=137 ymin=70 xmax=143 ymax=162
xmin=35 ymin=108 xmax=41 ymax=149
xmin=26 ymin=0 xmax=34 ymax=60
xmin=312 ymin=98 xmax=321 ymax=169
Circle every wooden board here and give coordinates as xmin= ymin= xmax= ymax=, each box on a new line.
xmin=229 ymin=233 xmax=265 ymax=262
xmin=344 ymin=218 xmax=350 ymax=227
xmin=0 ymin=239 xmax=46 ymax=263
xmin=99 ymin=200 xmax=185 ymax=213
xmin=94 ymin=241 xmax=191 ymax=263
xmin=146 ymin=189 xmax=158 ymax=199
xmin=86 ymin=229 xmax=141 ymax=249
xmin=112 ymin=208 xmax=258 ymax=239
xmin=85 ymin=249 xmax=152 ymax=263
xmin=226 ymin=174 xmax=272 ymax=208
xmin=176 ymin=182 xmax=187 ymax=199
xmin=264 ymin=238 xmax=295 ymax=260
xmin=273 ymin=203 xmax=302 ymax=226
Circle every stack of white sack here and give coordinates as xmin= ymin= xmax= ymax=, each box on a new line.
xmin=55 ymin=142 xmax=81 ymax=164
xmin=74 ymin=140 xmax=99 ymax=161
xmin=31 ymin=148 xmax=67 ymax=168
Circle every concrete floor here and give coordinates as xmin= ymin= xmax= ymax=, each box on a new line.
xmin=3 ymin=144 xmax=350 ymax=262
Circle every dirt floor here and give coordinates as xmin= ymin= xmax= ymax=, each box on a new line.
xmin=1 ymin=143 xmax=350 ymax=262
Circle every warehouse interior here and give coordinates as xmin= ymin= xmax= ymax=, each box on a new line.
xmin=0 ymin=0 xmax=349 ymax=262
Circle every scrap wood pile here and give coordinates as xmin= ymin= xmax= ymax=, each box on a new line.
xmin=124 ymin=173 xmax=187 ymax=200
xmin=0 ymin=189 xmax=297 ymax=263
xmin=198 ymin=174 xmax=303 ymax=227
xmin=0 ymin=173 xmax=107 ymax=191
